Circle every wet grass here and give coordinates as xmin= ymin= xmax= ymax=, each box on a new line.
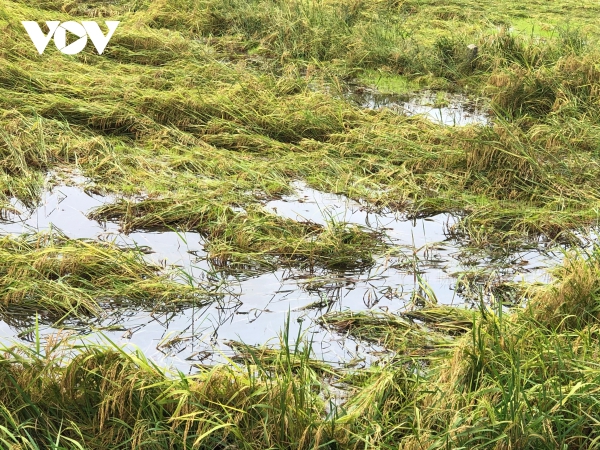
xmin=2 ymin=0 xmax=600 ymax=448
xmin=317 ymin=308 xmax=457 ymax=356
xmin=2 ymin=0 xmax=600 ymax=250
xmin=0 ymin=321 xmax=339 ymax=449
xmin=90 ymin=199 xmax=384 ymax=270
xmin=0 ymin=230 xmax=207 ymax=326
xmin=1 ymin=250 xmax=600 ymax=448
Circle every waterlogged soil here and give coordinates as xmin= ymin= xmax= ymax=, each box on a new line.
xmin=0 ymin=177 xmax=570 ymax=372
xmin=348 ymin=88 xmax=491 ymax=126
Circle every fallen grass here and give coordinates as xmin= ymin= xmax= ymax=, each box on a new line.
xmin=317 ymin=309 xmax=456 ymax=356
xmin=326 ymin=249 xmax=600 ymax=449
xmin=90 ymin=199 xmax=384 ymax=270
xmin=2 ymin=0 xmax=600 ymax=255
xmin=0 ymin=323 xmax=340 ymax=449
xmin=0 ymin=230 xmax=207 ymax=325
xmin=2 ymin=249 xmax=600 ymax=448
xmin=2 ymin=0 xmax=600 ymax=448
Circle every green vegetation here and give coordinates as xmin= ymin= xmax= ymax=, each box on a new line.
xmin=90 ymin=200 xmax=384 ymax=270
xmin=0 ymin=230 xmax=205 ymax=326
xmin=1 ymin=0 xmax=600 ymax=447
xmin=1 ymin=0 xmax=600 ymax=248
xmin=2 ymin=250 xmax=600 ymax=448
xmin=356 ymin=70 xmax=420 ymax=95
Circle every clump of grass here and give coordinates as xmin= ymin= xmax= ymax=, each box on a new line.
xmin=0 ymin=325 xmax=339 ymax=449
xmin=88 ymin=197 xmax=235 ymax=232
xmin=225 ymin=339 xmax=334 ymax=374
xmin=528 ymin=246 xmax=600 ymax=330
xmin=91 ymin=199 xmax=385 ymax=271
xmin=0 ymin=230 xmax=205 ymax=325
xmin=487 ymin=54 xmax=600 ymax=120
xmin=357 ymin=70 xmax=420 ymax=94
xmin=334 ymin=252 xmax=600 ymax=448
xmin=317 ymin=309 xmax=455 ymax=355
xmin=402 ymin=305 xmax=476 ymax=334
xmin=396 ymin=311 xmax=600 ymax=449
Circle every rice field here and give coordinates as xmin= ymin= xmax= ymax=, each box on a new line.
xmin=2 ymin=0 xmax=600 ymax=448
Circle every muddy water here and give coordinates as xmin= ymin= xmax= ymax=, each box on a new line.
xmin=0 ymin=178 xmax=565 ymax=372
xmin=349 ymin=89 xmax=490 ymax=126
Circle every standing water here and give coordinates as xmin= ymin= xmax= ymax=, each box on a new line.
xmin=348 ymin=88 xmax=490 ymax=126
xmin=0 ymin=176 xmax=568 ymax=371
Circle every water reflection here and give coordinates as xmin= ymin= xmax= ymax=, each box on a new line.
xmin=0 ymin=177 xmax=568 ymax=372
xmin=348 ymin=88 xmax=490 ymax=126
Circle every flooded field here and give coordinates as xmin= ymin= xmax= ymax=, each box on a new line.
xmin=4 ymin=0 xmax=600 ymax=447
xmin=0 ymin=175 xmax=569 ymax=372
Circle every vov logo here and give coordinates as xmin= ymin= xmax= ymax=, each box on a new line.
xmin=21 ymin=21 xmax=120 ymax=55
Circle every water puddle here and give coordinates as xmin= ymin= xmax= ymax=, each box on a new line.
xmin=267 ymin=181 xmax=563 ymax=281
xmin=0 ymin=176 xmax=571 ymax=373
xmin=0 ymin=182 xmax=206 ymax=272
xmin=348 ymin=88 xmax=490 ymax=126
